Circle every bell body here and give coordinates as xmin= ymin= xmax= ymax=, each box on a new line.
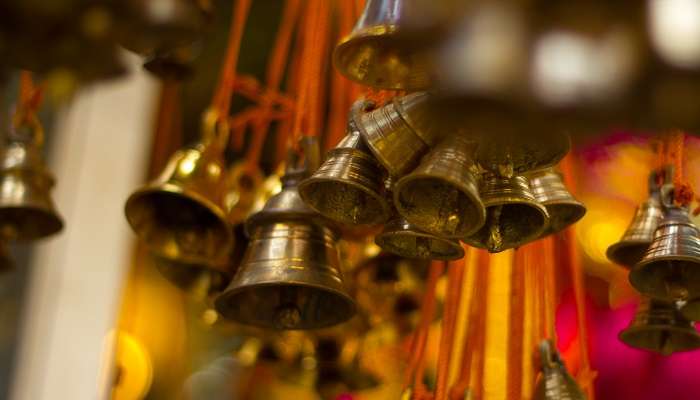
xmin=630 ymin=206 xmax=700 ymax=301
xmin=534 ymin=340 xmax=586 ymax=400
xmin=299 ymin=130 xmax=389 ymax=226
xmin=376 ymin=215 xmax=464 ymax=260
xmin=125 ymin=142 xmax=232 ymax=264
xmin=476 ymin=132 xmax=571 ymax=175
xmin=607 ymin=195 xmax=663 ymax=267
xmin=153 ymin=254 xmax=230 ymax=298
xmin=395 ymin=133 xmax=485 ymax=238
xmin=528 ymin=168 xmax=586 ymax=236
xmin=463 ymin=175 xmax=548 ymax=253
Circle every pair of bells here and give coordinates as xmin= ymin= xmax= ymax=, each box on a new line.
xmin=533 ymin=340 xmax=586 ymax=400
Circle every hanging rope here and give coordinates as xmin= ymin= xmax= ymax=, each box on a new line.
xmin=435 ymin=259 xmax=465 ymax=400
xmin=542 ymin=237 xmax=557 ymax=342
xmin=14 ymin=71 xmax=43 ymax=128
xmin=506 ymin=248 xmax=526 ymax=400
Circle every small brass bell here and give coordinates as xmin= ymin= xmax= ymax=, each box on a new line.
xmin=215 ymin=140 xmax=356 ymax=330
xmin=607 ymin=172 xmax=663 ymax=267
xmin=619 ymin=297 xmax=700 ymax=355
xmin=353 ymin=93 xmax=442 ymax=177
xmin=125 ymin=111 xmax=233 ymax=264
xmin=0 ymin=115 xmax=63 ymax=240
xmin=630 ymin=203 xmax=700 ymax=301
xmin=299 ymin=118 xmax=389 ymax=226
xmin=534 ymin=340 xmax=586 ymax=400
xmin=376 ymin=214 xmax=464 ymax=261
xmin=223 ymin=162 xmax=264 ymax=227
xmin=143 ymin=44 xmax=198 ymax=81
xmin=152 ymin=254 xmax=230 ymax=298
xmin=394 ymin=132 xmax=485 ymax=238
xmin=527 ymin=168 xmax=586 ymax=237
xmin=476 ymin=132 xmax=571 ymax=176
xmin=463 ymin=175 xmax=548 ymax=253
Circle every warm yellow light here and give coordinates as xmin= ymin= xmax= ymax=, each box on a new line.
xmin=111 ymin=331 xmax=153 ymax=400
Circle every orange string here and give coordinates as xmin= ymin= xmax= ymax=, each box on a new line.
xmin=542 ymin=238 xmax=557 ymax=341
xmin=435 ymin=259 xmax=465 ymax=400
xmin=15 ymin=71 xmax=43 ymax=126
xmin=506 ymin=248 xmax=526 ymax=400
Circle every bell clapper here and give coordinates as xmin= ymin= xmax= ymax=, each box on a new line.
xmin=274 ymin=304 xmax=302 ymax=330
xmin=487 ymin=206 xmax=504 ymax=253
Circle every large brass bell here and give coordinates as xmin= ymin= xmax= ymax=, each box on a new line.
xmin=215 ymin=140 xmax=356 ymax=330
xmin=607 ymin=172 xmax=663 ymax=267
xmin=299 ymin=117 xmax=389 ymax=226
xmin=0 ymin=114 xmax=63 ymax=240
xmin=528 ymin=168 xmax=586 ymax=237
xmin=534 ymin=340 xmax=586 ymax=400
xmin=619 ymin=297 xmax=700 ymax=355
xmin=394 ymin=132 xmax=485 ymax=238
xmin=463 ymin=175 xmax=548 ymax=253
xmin=125 ymin=110 xmax=232 ymax=264
xmin=352 ymin=93 xmax=442 ymax=177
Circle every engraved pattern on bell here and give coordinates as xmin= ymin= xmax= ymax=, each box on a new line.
xmin=375 ymin=215 xmax=465 ymax=260
xmin=606 ymin=195 xmax=663 ymax=268
xmin=528 ymin=168 xmax=586 ymax=236
xmin=619 ymin=297 xmax=700 ymax=355
xmin=534 ymin=340 xmax=586 ymax=400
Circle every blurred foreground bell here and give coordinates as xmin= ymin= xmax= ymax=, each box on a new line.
xmin=152 ymin=253 xmax=230 ymax=299
xmin=215 ymin=140 xmax=356 ymax=330
xmin=630 ymin=204 xmax=700 ymax=301
xmin=464 ymin=175 xmax=548 ymax=253
xmin=619 ymin=297 xmax=700 ymax=355
xmin=299 ymin=121 xmax=389 ymax=226
xmin=125 ymin=111 xmax=232 ymax=264
xmin=528 ymin=168 xmax=586 ymax=237
xmin=534 ymin=340 xmax=586 ymax=400
xmin=0 ymin=115 xmax=63 ymax=240
xmin=395 ymin=132 xmax=485 ymax=238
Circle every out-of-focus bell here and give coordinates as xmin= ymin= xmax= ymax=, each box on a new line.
xmin=476 ymin=132 xmax=571 ymax=176
xmin=607 ymin=173 xmax=664 ymax=267
xmin=0 ymin=241 xmax=13 ymax=272
xmin=125 ymin=111 xmax=232 ymax=264
xmin=534 ymin=340 xmax=586 ymax=400
xmin=464 ymin=175 xmax=548 ymax=253
xmin=0 ymin=115 xmax=63 ymax=240
xmin=215 ymin=140 xmax=356 ymax=330
xmin=299 ymin=119 xmax=389 ymax=226
xmin=353 ymin=93 xmax=442 ymax=177
xmin=394 ymin=132 xmax=485 ymax=238
xmin=223 ymin=162 xmax=264 ymax=227
xmin=143 ymin=44 xmax=198 ymax=81
xmin=619 ymin=297 xmax=700 ymax=355
xmin=152 ymin=254 xmax=230 ymax=299
xmin=528 ymin=168 xmax=586 ymax=237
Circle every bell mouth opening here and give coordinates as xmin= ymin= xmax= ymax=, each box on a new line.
xmin=619 ymin=326 xmax=700 ymax=354
xmin=143 ymin=56 xmax=193 ymax=80
xmin=299 ymin=179 xmax=389 ymax=226
xmin=465 ymin=203 xmax=547 ymax=252
xmin=606 ymin=241 xmax=650 ymax=268
xmin=396 ymin=177 xmax=484 ymax=238
xmin=544 ymin=203 xmax=586 ymax=234
xmin=376 ymin=231 xmax=464 ymax=260
xmin=154 ymin=256 xmax=230 ymax=296
xmin=214 ymin=283 xmax=356 ymax=330
xmin=630 ymin=259 xmax=700 ymax=301
xmin=125 ymin=190 xmax=231 ymax=262
xmin=0 ymin=207 xmax=64 ymax=241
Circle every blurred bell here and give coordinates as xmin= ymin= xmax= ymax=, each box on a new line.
xmin=299 ymin=118 xmax=389 ymax=226
xmin=143 ymin=44 xmax=198 ymax=81
xmin=0 ymin=115 xmax=63 ymax=240
xmin=476 ymin=132 xmax=571 ymax=176
xmin=630 ymin=204 xmax=700 ymax=301
xmin=125 ymin=111 xmax=232 ymax=264
xmin=223 ymin=162 xmax=264 ymax=226
xmin=152 ymin=253 xmax=230 ymax=299
xmin=0 ymin=241 xmax=13 ymax=272
xmin=215 ymin=139 xmax=356 ymax=330
xmin=353 ymin=93 xmax=441 ymax=177
xmin=464 ymin=175 xmax=548 ymax=253
xmin=619 ymin=297 xmax=700 ymax=355
xmin=534 ymin=340 xmax=586 ymax=400
xmin=394 ymin=132 xmax=485 ymax=238
xmin=528 ymin=168 xmax=586 ymax=236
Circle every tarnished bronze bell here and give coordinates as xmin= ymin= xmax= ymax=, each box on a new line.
xmin=299 ymin=120 xmax=389 ymax=226
xmin=534 ymin=340 xmax=586 ymax=400
xmin=394 ymin=132 xmax=485 ymax=238
xmin=607 ymin=174 xmax=663 ymax=267
xmin=353 ymin=93 xmax=441 ymax=177
xmin=463 ymin=175 xmax=548 ymax=253
xmin=630 ymin=203 xmax=700 ymax=301
xmin=0 ymin=114 xmax=63 ymax=241
xmin=528 ymin=168 xmax=586 ymax=237
xmin=125 ymin=110 xmax=232 ymax=264
xmin=215 ymin=140 xmax=356 ymax=330
xmin=619 ymin=297 xmax=700 ymax=355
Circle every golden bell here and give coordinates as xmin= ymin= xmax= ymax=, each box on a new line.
xmin=476 ymin=132 xmax=571 ymax=176
xmin=630 ymin=205 xmax=700 ymax=301
xmin=0 ymin=116 xmax=63 ymax=241
xmin=223 ymin=162 xmax=264 ymax=226
xmin=528 ymin=168 xmax=586 ymax=236
xmin=463 ymin=175 xmax=548 ymax=253
xmin=353 ymin=93 xmax=441 ymax=177
xmin=394 ymin=132 xmax=485 ymax=238
xmin=299 ymin=124 xmax=389 ymax=226
xmin=152 ymin=253 xmax=230 ymax=299
xmin=125 ymin=112 xmax=232 ymax=264
xmin=376 ymin=215 xmax=465 ymax=260
xmin=619 ymin=297 xmax=700 ymax=355
xmin=534 ymin=340 xmax=586 ymax=400
xmin=143 ymin=44 xmax=197 ymax=81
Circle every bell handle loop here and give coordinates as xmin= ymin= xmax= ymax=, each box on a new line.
xmin=200 ymin=108 xmax=230 ymax=153
xmin=8 ymin=106 xmax=44 ymax=148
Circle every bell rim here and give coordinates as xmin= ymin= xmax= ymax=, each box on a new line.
xmin=618 ymin=325 xmax=700 ymax=354
xmin=541 ymin=201 xmax=587 ymax=235
xmin=606 ymin=240 xmax=651 ymax=267
xmin=354 ymin=120 xmax=426 ymax=178
xmin=476 ymin=136 xmax=571 ymax=174
xmin=463 ymin=201 xmax=549 ymax=252
xmin=0 ymin=205 xmax=64 ymax=241
xmin=375 ymin=230 xmax=465 ymax=261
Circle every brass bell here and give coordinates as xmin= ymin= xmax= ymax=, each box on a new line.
xmin=152 ymin=253 xmax=230 ymax=299
xmin=353 ymin=93 xmax=442 ymax=177
xmin=630 ymin=203 xmax=700 ymax=301
xmin=527 ymin=168 xmax=586 ymax=237
xmin=223 ymin=162 xmax=264 ymax=227
xmin=143 ymin=44 xmax=198 ymax=81
xmin=125 ymin=111 xmax=233 ymax=264
xmin=394 ymin=132 xmax=485 ymax=238
xmin=619 ymin=297 xmax=700 ymax=355
xmin=534 ymin=340 xmax=586 ymax=400
xmin=299 ymin=117 xmax=389 ymax=226
xmin=463 ymin=175 xmax=548 ymax=253
xmin=606 ymin=172 xmax=664 ymax=267
xmin=476 ymin=132 xmax=571 ymax=176
xmin=215 ymin=140 xmax=356 ymax=330
xmin=0 ymin=115 xmax=63 ymax=241
xmin=376 ymin=215 xmax=465 ymax=261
